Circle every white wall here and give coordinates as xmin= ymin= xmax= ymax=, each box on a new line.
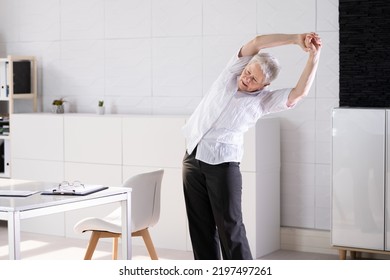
xmin=0 ymin=0 xmax=339 ymax=230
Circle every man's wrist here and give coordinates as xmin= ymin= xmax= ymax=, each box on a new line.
xmin=295 ymin=34 xmax=303 ymax=45
xmin=309 ymin=51 xmax=321 ymax=63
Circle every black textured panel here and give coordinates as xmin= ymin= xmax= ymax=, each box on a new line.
xmin=339 ymin=0 xmax=390 ymax=107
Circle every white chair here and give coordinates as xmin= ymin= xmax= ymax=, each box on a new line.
xmin=73 ymin=169 xmax=164 ymax=260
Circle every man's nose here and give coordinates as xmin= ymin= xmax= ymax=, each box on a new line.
xmin=245 ymin=75 xmax=254 ymax=83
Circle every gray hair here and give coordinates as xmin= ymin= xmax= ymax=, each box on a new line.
xmin=248 ymin=52 xmax=280 ymax=84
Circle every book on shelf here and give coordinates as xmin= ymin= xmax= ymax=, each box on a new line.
xmin=0 ymin=117 xmax=9 ymax=136
xmin=0 ymin=125 xmax=9 ymax=136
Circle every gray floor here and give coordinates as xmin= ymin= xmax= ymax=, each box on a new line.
xmin=0 ymin=224 xmax=340 ymax=260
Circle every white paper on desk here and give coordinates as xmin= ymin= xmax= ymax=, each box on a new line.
xmin=0 ymin=190 xmax=40 ymax=197
xmin=41 ymin=185 xmax=108 ymax=196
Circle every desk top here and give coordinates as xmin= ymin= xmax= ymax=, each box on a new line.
xmin=0 ymin=179 xmax=130 ymax=212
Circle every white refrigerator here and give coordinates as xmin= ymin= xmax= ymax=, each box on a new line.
xmin=332 ymin=107 xmax=390 ymax=251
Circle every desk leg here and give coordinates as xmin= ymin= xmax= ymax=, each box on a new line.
xmin=121 ymin=191 xmax=132 ymax=260
xmin=8 ymin=211 xmax=21 ymax=260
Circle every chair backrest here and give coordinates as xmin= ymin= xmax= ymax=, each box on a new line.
xmin=122 ymin=169 xmax=164 ymax=232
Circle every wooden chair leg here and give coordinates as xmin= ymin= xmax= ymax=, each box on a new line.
xmin=356 ymin=251 xmax=362 ymax=259
xmin=112 ymin=237 xmax=119 ymax=260
xmin=350 ymin=251 xmax=357 ymax=259
xmin=84 ymin=231 xmax=101 ymax=260
xmin=140 ymin=228 xmax=158 ymax=260
xmin=338 ymin=249 xmax=347 ymax=260
xmin=83 ymin=230 xmax=158 ymax=260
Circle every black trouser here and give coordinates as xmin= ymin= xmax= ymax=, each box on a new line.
xmin=182 ymin=149 xmax=253 ymax=260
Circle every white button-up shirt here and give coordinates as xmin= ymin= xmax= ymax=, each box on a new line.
xmin=182 ymin=50 xmax=295 ymax=165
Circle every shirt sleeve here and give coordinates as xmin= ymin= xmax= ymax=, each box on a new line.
xmin=260 ymin=88 xmax=295 ymax=114
xmin=224 ymin=49 xmax=253 ymax=76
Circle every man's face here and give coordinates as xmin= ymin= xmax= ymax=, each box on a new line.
xmin=238 ymin=63 xmax=269 ymax=93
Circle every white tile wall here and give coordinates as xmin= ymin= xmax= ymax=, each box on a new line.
xmin=0 ymin=0 xmax=19 ymax=42
xmin=203 ymin=0 xmax=257 ymax=35
xmin=317 ymin=0 xmax=339 ymax=31
xmin=152 ymin=37 xmax=202 ymax=97
xmin=152 ymin=0 xmax=202 ymax=37
xmin=0 ymin=0 xmax=339 ymax=231
xmin=105 ymin=0 xmax=151 ymax=39
xmin=61 ymin=0 xmax=105 ymax=40
xmin=316 ymin=32 xmax=339 ymax=99
xmin=105 ymin=39 xmax=152 ymax=97
xmin=19 ymin=0 xmax=60 ymax=42
xmin=61 ymin=40 xmax=105 ymax=97
xmin=257 ymin=0 xmax=316 ymax=33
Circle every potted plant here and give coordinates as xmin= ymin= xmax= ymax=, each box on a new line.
xmin=97 ymin=100 xmax=105 ymax=115
xmin=52 ymin=98 xmax=66 ymax=114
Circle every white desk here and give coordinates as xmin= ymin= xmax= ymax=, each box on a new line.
xmin=0 ymin=179 xmax=131 ymax=260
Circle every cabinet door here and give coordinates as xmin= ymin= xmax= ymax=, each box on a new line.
xmin=332 ymin=108 xmax=385 ymax=250
xmin=64 ymin=115 xmax=122 ymax=165
xmin=12 ymin=158 xmax=63 ymax=181
xmin=11 ymin=114 xmax=64 ymax=161
xmin=122 ymin=117 xmax=186 ymax=168
xmin=64 ymin=162 xmax=122 ymax=186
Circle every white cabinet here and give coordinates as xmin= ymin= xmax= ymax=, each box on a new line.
xmin=332 ymin=108 xmax=389 ymax=258
xmin=64 ymin=115 xmax=122 ymax=165
xmin=123 ymin=117 xmax=185 ymax=168
xmin=242 ymin=117 xmax=281 ymax=258
xmin=10 ymin=114 xmax=280 ymax=258
xmin=64 ymin=115 xmax=123 ymax=187
xmin=11 ymin=114 xmax=64 ymax=161
xmin=11 ymin=114 xmax=64 ymax=181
